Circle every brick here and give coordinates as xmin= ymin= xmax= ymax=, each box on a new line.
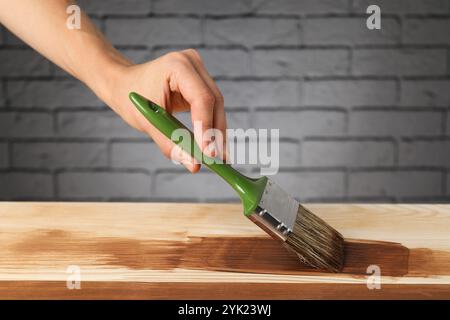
xmin=0 ymin=85 xmax=5 ymax=107
xmin=111 ymin=141 xmax=177 ymax=171
xmin=270 ymin=171 xmax=346 ymax=200
xmin=0 ymin=173 xmax=53 ymax=199
xmin=12 ymin=142 xmax=108 ymax=169
xmin=196 ymin=49 xmax=251 ymax=77
xmin=404 ymin=19 xmax=450 ymax=44
xmin=304 ymin=18 xmax=400 ymax=45
xmin=7 ymin=80 xmax=103 ymax=108
xmin=205 ymin=19 xmax=300 ymax=47
xmin=105 ymin=18 xmax=202 ymax=46
xmin=4 ymin=29 xmax=26 ymax=46
xmin=0 ymin=112 xmax=53 ymax=138
xmin=78 ymin=0 xmax=151 ymax=15
xmin=119 ymin=49 xmax=152 ymax=64
xmin=57 ymin=111 xmax=144 ymax=138
xmin=253 ymin=49 xmax=349 ymax=77
xmin=302 ymin=140 xmax=394 ymax=167
xmin=448 ymin=112 xmax=450 ymax=135
xmin=254 ymin=110 xmax=346 ymax=138
xmin=0 ymin=49 xmax=51 ymax=77
xmin=228 ymin=140 xmax=300 ymax=172
xmin=401 ymin=81 xmax=450 ymax=107
xmin=218 ymin=80 xmax=300 ymax=108
xmin=275 ymin=141 xmax=300 ymax=168
xmin=349 ymin=110 xmax=442 ymax=136
xmin=303 ymin=80 xmax=396 ymax=107
xmin=155 ymin=171 xmax=238 ymax=200
xmin=399 ymin=140 xmax=450 ymax=167
xmin=153 ymin=48 xmax=251 ymax=77
xmin=154 ymin=0 xmax=253 ymax=14
xmin=353 ymin=0 xmax=449 ymax=14
xmin=256 ymin=0 xmax=349 ymax=14
xmin=0 ymin=143 xmax=8 ymax=168
xmin=349 ymin=170 xmax=442 ymax=198
xmin=58 ymin=172 xmax=150 ymax=199
xmin=226 ymin=111 xmax=250 ymax=129
xmin=447 ymin=173 xmax=450 ymax=196
xmin=51 ymin=66 xmax=73 ymax=78
xmin=353 ymin=49 xmax=447 ymax=76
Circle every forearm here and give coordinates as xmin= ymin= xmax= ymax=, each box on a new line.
xmin=0 ymin=0 xmax=131 ymax=102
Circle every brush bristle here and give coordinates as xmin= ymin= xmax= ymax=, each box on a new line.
xmin=285 ymin=205 xmax=345 ymax=272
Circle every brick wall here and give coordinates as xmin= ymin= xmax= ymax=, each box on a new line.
xmin=0 ymin=0 xmax=449 ymax=202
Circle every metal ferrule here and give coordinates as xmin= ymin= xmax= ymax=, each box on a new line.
xmin=249 ymin=207 xmax=292 ymax=242
xmin=248 ymin=179 xmax=299 ymax=241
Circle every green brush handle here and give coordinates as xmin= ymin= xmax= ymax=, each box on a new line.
xmin=129 ymin=92 xmax=267 ymax=217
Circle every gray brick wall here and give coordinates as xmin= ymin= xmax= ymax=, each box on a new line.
xmin=1 ymin=0 xmax=449 ymax=203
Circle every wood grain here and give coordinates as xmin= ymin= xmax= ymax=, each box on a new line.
xmin=0 ymin=202 xmax=449 ymax=299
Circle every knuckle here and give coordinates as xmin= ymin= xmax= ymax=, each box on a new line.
xmin=198 ymin=91 xmax=215 ymax=107
xmin=184 ymin=48 xmax=202 ymax=61
xmin=215 ymin=92 xmax=224 ymax=106
xmin=164 ymin=51 xmax=189 ymax=65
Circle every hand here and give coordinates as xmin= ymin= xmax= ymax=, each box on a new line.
xmin=0 ymin=2 xmax=225 ymax=172
xmin=102 ymin=49 xmax=227 ymax=173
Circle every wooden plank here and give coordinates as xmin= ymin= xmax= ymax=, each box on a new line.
xmin=0 ymin=202 xmax=449 ymax=299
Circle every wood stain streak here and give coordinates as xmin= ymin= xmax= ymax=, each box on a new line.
xmin=407 ymin=248 xmax=450 ymax=276
xmin=11 ymin=229 xmax=183 ymax=270
xmin=0 ymin=281 xmax=450 ymax=300
xmin=9 ymin=229 xmax=434 ymax=277
xmin=1 ymin=281 xmax=450 ymax=300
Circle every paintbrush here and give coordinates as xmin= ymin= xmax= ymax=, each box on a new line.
xmin=129 ymin=92 xmax=345 ymax=272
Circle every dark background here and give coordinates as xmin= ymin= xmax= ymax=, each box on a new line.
xmin=0 ymin=0 xmax=449 ymax=203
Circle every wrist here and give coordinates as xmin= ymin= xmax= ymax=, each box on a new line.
xmin=82 ymin=50 xmax=133 ymax=107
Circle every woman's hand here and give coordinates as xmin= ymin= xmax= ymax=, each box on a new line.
xmin=103 ymin=49 xmax=227 ymax=173
xmin=0 ymin=1 xmax=226 ymax=172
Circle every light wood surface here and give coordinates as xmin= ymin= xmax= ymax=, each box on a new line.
xmin=0 ymin=202 xmax=449 ymax=299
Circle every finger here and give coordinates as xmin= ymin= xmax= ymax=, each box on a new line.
xmin=182 ymin=49 xmax=228 ymax=161
xmin=166 ymin=53 xmax=216 ymax=156
xmin=170 ymin=144 xmax=201 ymax=173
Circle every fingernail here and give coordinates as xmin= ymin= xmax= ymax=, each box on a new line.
xmin=203 ymin=140 xmax=217 ymax=158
